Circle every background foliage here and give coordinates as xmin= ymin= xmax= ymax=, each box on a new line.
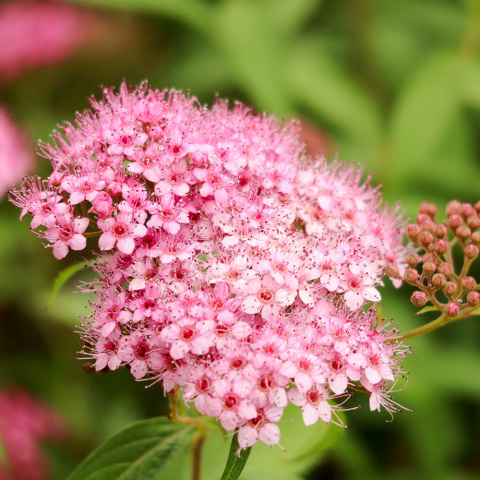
xmin=1 ymin=0 xmax=480 ymax=478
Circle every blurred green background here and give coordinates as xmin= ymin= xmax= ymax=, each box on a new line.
xmin=1 ymin=0 xmax=480 ymax=479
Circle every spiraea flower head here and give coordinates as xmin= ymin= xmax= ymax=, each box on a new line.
xmin=11 ymin=81 xmax=408 ymax=449
xmin=0 ymin=107 xmax=33 ymax=198
xmin=0 ymin=388 xmax=67 ymax=480
xmin=0 ymin=0 xmax=87 ymax=84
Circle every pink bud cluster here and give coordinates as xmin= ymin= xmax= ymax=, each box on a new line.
xmin=386 ymin=201 xmax=480 ymax=318
xmin=0 ymin=388 xmax=67 ymax=480
xmin=0 ymin=0 xmax=87 ymax=84
xmin=11 ymin=82 xmax=408 ymax=449
xmin=0 ymin=107 xmax=33 ymax=198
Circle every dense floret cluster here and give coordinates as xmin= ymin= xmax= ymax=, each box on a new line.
xmin=11 ymin=82 xmax=408 ymax=448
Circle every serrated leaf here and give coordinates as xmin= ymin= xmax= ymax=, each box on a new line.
xmin=220 ymin=435 xmax=251 ymax=480
xmin=67 ymin=417 xmax=194 ymax=480
xmin=46 ymin=261 xmax=89 ymax=309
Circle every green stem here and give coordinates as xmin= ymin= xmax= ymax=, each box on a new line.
xmin=191 ymin=429 xmax=207 ymax=480
xmin=389 ymin=310 xmax=478 ymax=342
xmin=167 ymin=390 xmax=205 ymax=428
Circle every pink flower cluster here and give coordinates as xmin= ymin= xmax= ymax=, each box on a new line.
xmin=0 ymin=388 xmax=66 ymax=480
xmin=11 ymin=82 xmax=408 ymax=449
xmin=0 ymin=0 xmax=86 ymax=84
xmin=0 ymin=108 xmax=33 ymax=198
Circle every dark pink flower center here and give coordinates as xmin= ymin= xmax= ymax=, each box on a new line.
xmin=182 ymin=327 xmax=195 ymax=340
xmin=231 ymin=358 xmax=244 ymax=369
xmin=134 ymin=343 xmax=148 ymax=359
xmin=260 ymin=376 xmax=273 ymax=390
xmin=225 ymin=395 xmax=238 ymax=409
xmin=259 ymin=289 xmax=273 ymax=302
xmin=114 ymin=225 xmax=127 ymax=236
xmin=308 ymin=389 xmax=322 ymax=404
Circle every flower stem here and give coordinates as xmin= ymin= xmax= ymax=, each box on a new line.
xmin=389 ymin=310 xmax=478 ymax=342
xmin=191 ymin=429 xmax=207 ymax=480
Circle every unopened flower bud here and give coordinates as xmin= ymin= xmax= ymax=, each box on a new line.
xmin=447 ymin=302 xmax=460 ymax=317
xmin=406 ymin=224 xmax=420 ymax=242
xmin=443 ymin=282 xmax=457 ymax=296
xmin=106 ymin=182 xmax=122 ymax=196
xmin=49 ymin=171 xmax=64 ymax=186
xmin=90 ymin=191 xmax=113 ymax=216
xmin=467 ymin=291 xmax=480 ymax=306
xmin=83 ymin=362 xmax=96 ymax=374
xmin=433 ymin=240 xmax=448 ymax=255
xmin=423 ymin=261 xmax=436 ymax=276
xmin=420 ymin=219 xmax=435 ymax=233
xmin=411 ymin=291 xmax=428 ymax=307
xmin=432 ymin=273 xmax=447 ymax=288
xmin=464 ymin=244 xmax=479 ymax=259
xmin=467 ymin=215 xmax=480 ymax=230
xmin=434 ymin=224 xmax=448 ymax=239
xmin=405 ymin=252 xmax=421 ymax=268
xmin=446 ymin=200 xmax=462 ymax=216
xmin=471 ymin=231 xmax=480 ymax=244
xmin=423 ymin=253 xmax=436 ymax=264
xmin=461 ymin=276 xmax=476 ymax=291
xmin=404 ymin=268 xmax=419 ymax=283
xmin=448 ymin=215 xmax=463 ymax=229
xmin=456 ymin=225 xmax=471 ymax=240
xmin=385 ymin=264 xmax=400 ymax=278
xmin=419 ymin=202 xmax=438 ymax=218
xmin=461 ymin=203 xmax=475 ymax=218
xmin=418 ymin=231 xmax=433 ymax=247
xmin=416 ymin=214 xmax=431 ymax=226
xmin=437 ymin=262 xmax=454 ymax=276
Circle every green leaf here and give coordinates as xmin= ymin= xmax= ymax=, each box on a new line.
xmin=66 ymin=0 xmax=211 ymax=34
xmin=212 ymin=2 xmax=294 ymax=115
xmin=389 ymin=54 xmax=462 ymax=186
xmin=67 ymin=417 xmax=194 ymax=480
xmin=415 ymin=306 xmax=440 ymax=315
xmin=46 ymin=261 xmax=89 ymax=309
xmin=285 ymin=37 xmax=382 ymax=145
xmin=220 ymin=435 xmax=252 ymax=480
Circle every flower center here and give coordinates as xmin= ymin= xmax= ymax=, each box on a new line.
xmin=259 ymin=289 xmax=273 ymax=302
xmin=182 ymin=327 xmax=195 ymax=340
xmin=134 ymin=343 xmax=148 ymax=359
xmin=114 ymin=225 xmax=127 ymax=236
xmin=225 ymin=395 xmax=238 ymax=409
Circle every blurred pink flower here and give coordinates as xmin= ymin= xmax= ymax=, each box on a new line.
xmin=0 ymin=0 xmax=87 ymax=84
xmin=0 ymin=108 xmax=33 ymax=198
xmin=0 ymin=388 xmax=67 ymax=480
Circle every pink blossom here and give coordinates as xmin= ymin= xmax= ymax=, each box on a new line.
xmin=0 ymin=108 xmax=33 ymax=198
xmin=0 ymin=1 xmax=87 ymax=84
xmin=12 ymin=81 xmax=409 ymax=450
xmin=0 ymin=388 xmax=67 ymax=480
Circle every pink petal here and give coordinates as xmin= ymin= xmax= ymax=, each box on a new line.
xmin=53 ymin=243 xmax=69 ymax=259
xmin=238 ymin=426 xmax=259 ymax=448
xmin=99 ymin=232 xmax=116 ymax=251
xmin=117 ymin=237 xmax=135 ymax=254
xmin=302 ymin=404 xmax=319 ymax=426
xmin=68 ymin=234 xmax=86 ymax=251
xmin=259 ymin=423 xmax=281 ymax=445
xmin=242 ymin=296 xmax=263 ymax=314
